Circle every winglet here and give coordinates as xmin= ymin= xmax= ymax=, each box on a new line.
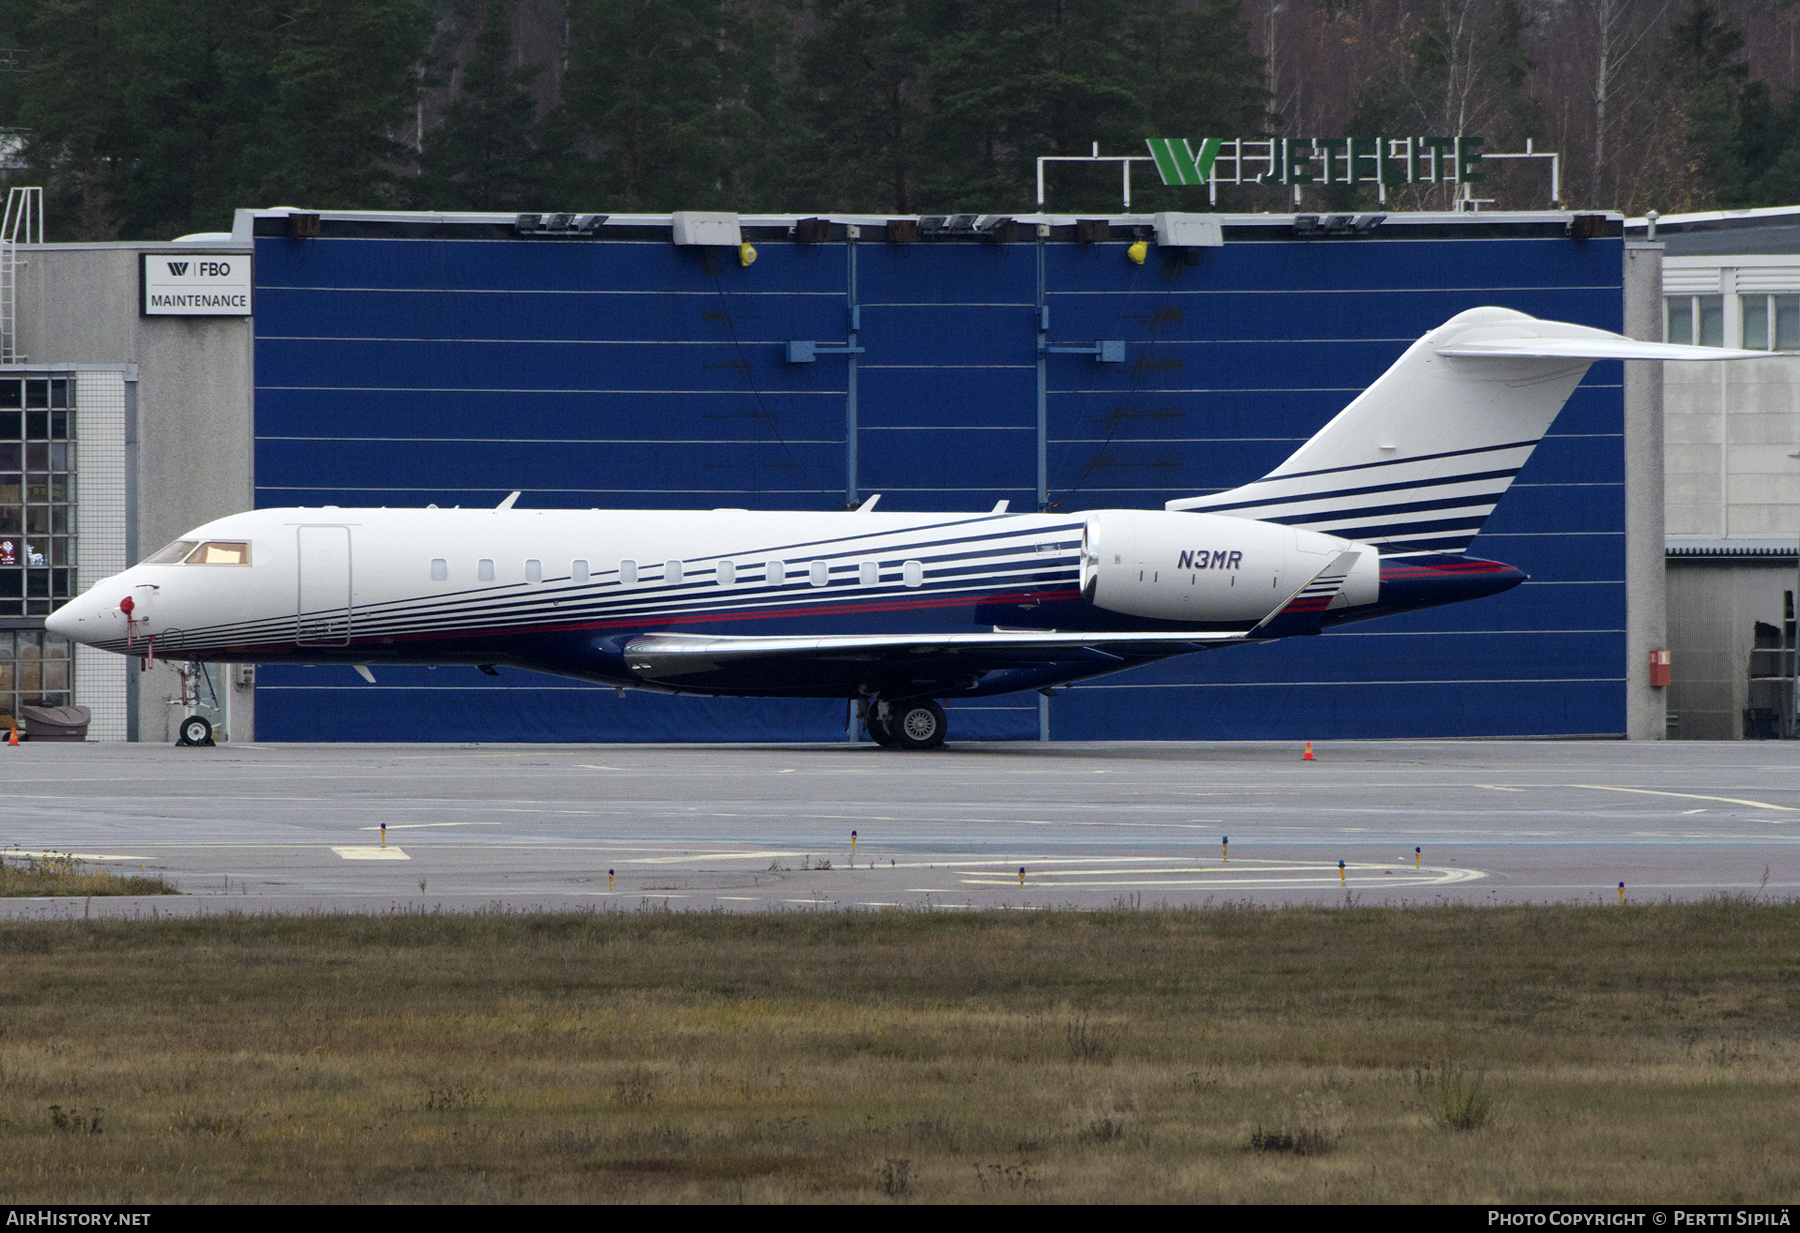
xmin=496 ymin=491 xmax=521 ymax=510
xmin=1250 ymin=551 xmax=1360 ymax=638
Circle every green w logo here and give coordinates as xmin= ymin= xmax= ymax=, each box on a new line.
xmin=1145 ymin=138 xmax=1221 ymax=186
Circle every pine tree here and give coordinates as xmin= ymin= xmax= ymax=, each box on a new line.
xmin=255 ymin=0 xmax=433 ymax=209
xmin=550 ymin=0 xmax=777 ymax=212
xmin=784 ymin=0 xmax=938 ymax=213
xmin=416 ymin=2 xmax=546 ymax=211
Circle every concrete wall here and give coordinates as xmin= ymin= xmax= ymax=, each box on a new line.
xmin=15 ymin=243 xmax=255 ymax=741
xmin=1665 ymin=352 xmax=1800 ymax=538
xmin=1624 ymin=242 xmax=1668 ymax=739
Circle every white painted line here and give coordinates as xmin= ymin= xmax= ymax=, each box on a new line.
xmin=715 ymin=896 xmax=762 ymax=901
xmin=617 ymin=850 xmax=806 ymax=864
xmin=331 ymin=846 xmax=410 ymax=861
xmin=1573 ymin=785 xmax=1796 ymax=813
xmin=958 ymin=870 xmax=1485 ymax=889
xmin=358 ymin=822 xmax=501 ymax=830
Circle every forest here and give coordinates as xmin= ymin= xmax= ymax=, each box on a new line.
xmin=0 ymin=0 xmax=1795 ymax=241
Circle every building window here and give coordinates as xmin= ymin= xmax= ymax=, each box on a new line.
xmin=0 ymin=630 xmax=72 ymax=727
xmin=0 ymin=376 xmax=76 ymax=617
xmin=1740 ymin=294 xmax=1800 ymax=350
xmin=1666 ymin=295 xmax=1723 ymax=346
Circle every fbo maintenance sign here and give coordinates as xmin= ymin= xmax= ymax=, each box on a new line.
xmin=140 ymin=252 xmax=252 ymax=316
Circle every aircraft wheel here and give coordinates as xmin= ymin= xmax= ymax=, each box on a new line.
xmin=866 ymin=712 xmax=897 ymax=747
xmin=176 ymin=715 xmax=214 ymax=747
xmin=890 ymin=699 xmax=947 ymax=750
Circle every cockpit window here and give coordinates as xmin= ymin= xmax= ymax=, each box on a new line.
xmin=186 ymin=541 xmax=251 ymax=565
xmin=143 ymin=540 xmax=198 ymax=564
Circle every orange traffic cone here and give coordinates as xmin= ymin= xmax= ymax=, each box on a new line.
xmin=7 ymin=727 xmax=17 ymax=746
xmin=1302 ymin=741 xmax=1314 ymax=761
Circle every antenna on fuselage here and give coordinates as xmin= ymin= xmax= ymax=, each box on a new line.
xmin=496 ymin=491 xmax=521 ymax=510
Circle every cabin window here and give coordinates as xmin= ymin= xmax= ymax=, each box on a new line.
xmin=716 ymin=560 xmax=735 ymax=586
xmin=430 ymin=558 xmax=447 ymax=582
xmin=619 ymin=559 xmax=637 ymax=586
xmin=767 ymin=560 xmax=786 ymax=584
xmin=666 ymin=559 xmax=684 ymax=585
xmin=143 ymin=540 xmax=198 ymax=565
xmin=809 ymin=560 xmax=828 ymax=587
xmin=478 ymin=558 xmax=495 ymax=582
xmin=572 ymin=559 xmax=589 ymax=584
xmin=525 ymin=558 xmax=542 ymax=583
xmin=859 ymin=560 xmax=877 ymax=586
xmin=903 ymin=560 xmax=923 ymax=588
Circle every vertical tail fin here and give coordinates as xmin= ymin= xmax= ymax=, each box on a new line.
xmin=1167 ymin=307 xmax=1759 ymax=555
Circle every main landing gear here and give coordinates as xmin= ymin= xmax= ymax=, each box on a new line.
xmin=863 ymin=698 xmax=947 ymax=750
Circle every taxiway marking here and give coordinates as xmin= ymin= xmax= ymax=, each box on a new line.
xmin=331 ymin=846 xmax=410 ymax=860
xmin=1573 ymin=785 xmax=1796 ymax=813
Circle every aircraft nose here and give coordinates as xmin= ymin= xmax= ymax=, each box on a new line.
xmin=45 ymin=598 xmax=80 ymax=641
xmin=45 ymin=584 xmax=128 ymax=647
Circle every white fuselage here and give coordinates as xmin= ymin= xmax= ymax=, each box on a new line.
xmin=49 ymin=505 xmax=1377 ymax=685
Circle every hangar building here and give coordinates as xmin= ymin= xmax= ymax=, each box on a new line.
xmin=1628 ymin=207 xmax=1800 ymax=739
xmin=7 ymin=206 xmax=1671 ymax=742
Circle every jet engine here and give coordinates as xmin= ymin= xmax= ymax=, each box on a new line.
xmin=1082 ymin=509 xmax=1378 ymax=622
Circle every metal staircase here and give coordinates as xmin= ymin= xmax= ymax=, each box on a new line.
xmin=0 ymin=184 xmax=42 ymax=363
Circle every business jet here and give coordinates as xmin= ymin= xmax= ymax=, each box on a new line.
xmin=47 ymin=307 xmax=1758 ymax=748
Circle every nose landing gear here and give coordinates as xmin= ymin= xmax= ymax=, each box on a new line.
xmin=176 ymin=714 xmax=215 ymax=747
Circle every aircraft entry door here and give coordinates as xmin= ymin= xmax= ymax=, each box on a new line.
xmin=296 ymin=526 xmax=353 ymax=646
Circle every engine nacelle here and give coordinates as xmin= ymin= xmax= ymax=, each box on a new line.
xmin=1082 ymin=509 xmax=1378 ymax=622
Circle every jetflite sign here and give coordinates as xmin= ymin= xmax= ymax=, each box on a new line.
xmin=140 ymin=253 xmax=252 ymax=317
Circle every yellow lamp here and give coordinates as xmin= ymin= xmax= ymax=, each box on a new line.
xmin=738 ymin=242 xmax=757 ymax=267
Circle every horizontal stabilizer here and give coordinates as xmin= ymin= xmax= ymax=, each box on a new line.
xmin=1437 ymin=338 xmax=1768 ymax=361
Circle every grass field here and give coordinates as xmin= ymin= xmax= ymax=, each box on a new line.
xmin=0 ymin=851 xmax=175 ymax=898
xmin=0 ymin=901 xmax=1795 ymax=1203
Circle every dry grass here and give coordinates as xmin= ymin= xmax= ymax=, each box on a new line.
xmin=0 ymin=901 xmax=1795 ymax=1203
xmin=0 ymin=851 xmax=175 ymax=898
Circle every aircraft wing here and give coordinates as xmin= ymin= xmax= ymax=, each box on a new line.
xmin=623 ymin=550 xmax=1368 ymax=681
xmin=621 ymin=628 xmax=1251 ymax=680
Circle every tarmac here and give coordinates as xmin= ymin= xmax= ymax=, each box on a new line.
xmin=1 ymin=738 xmax=1797 ymax=917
